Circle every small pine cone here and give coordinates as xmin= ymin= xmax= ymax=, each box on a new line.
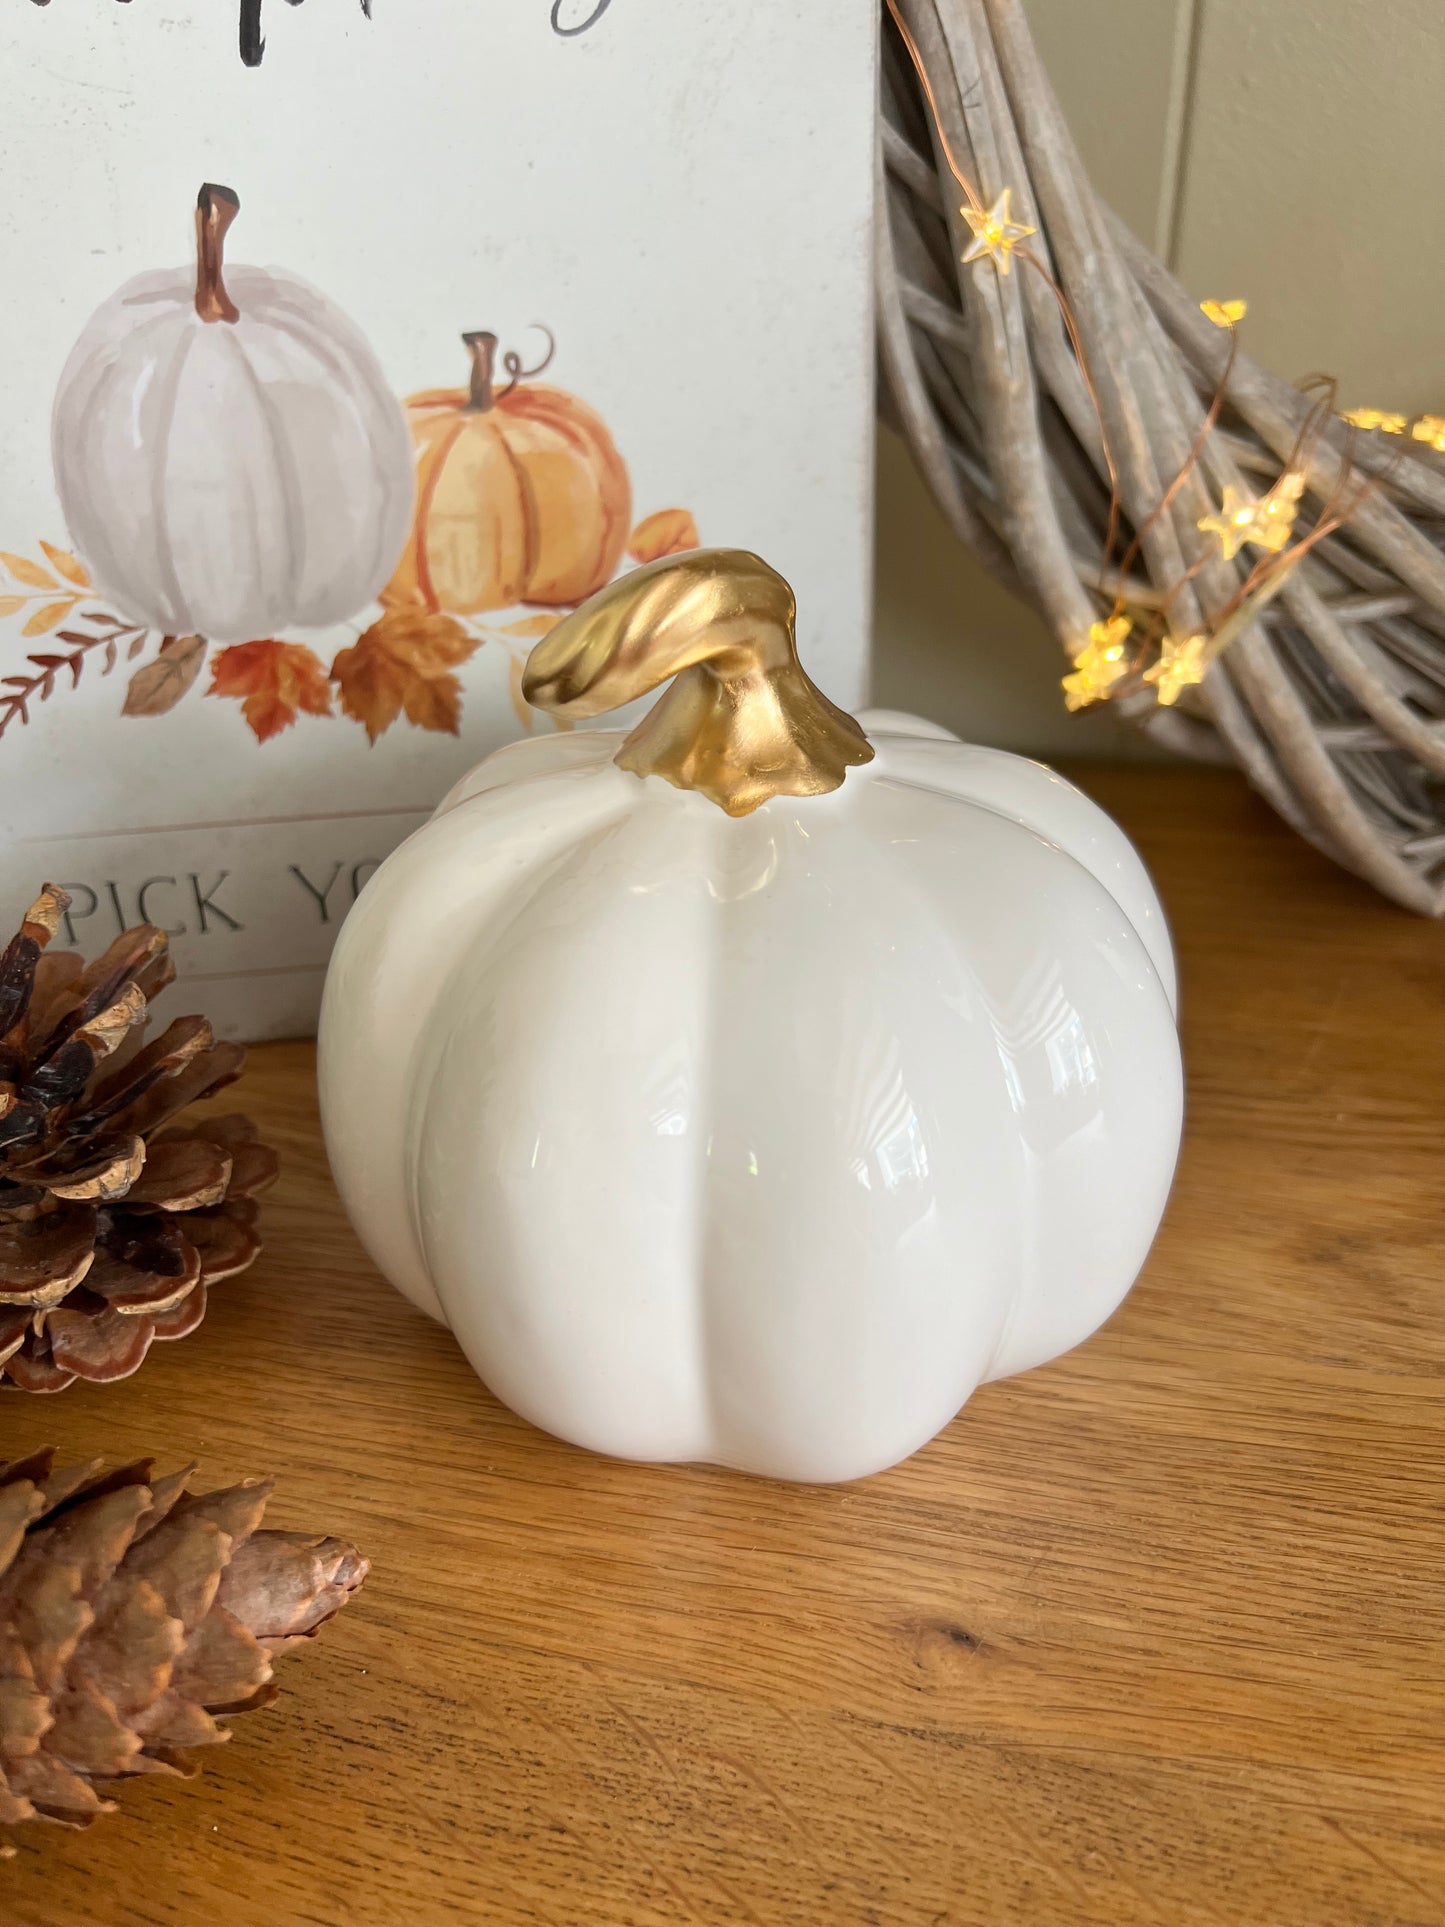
xmin=0 ymin=1449 xmax=368 ymax=1849
xmin=0 ymin=885 xmax=279 ymax=1393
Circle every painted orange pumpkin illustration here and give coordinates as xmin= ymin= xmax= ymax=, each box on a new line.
xmin=386 ymin=331 xmax=632 ymax=615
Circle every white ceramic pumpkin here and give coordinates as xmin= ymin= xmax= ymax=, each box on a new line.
xmin=52 ymin=184 xmax=413 ymax=644
xmin=319 ymin=550 xmax=1182 ymax=1483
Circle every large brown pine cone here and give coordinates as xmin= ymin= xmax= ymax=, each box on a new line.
xmin=0 ymin=885 xmax=278 ymax=1393
xmin=0 ymin=1449 xmax=368 ymax=1846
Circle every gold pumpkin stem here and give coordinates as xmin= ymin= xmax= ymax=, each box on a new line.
xmin=462 ymin=331 xmax=499 ymax=413
xmin=195 ymin=184 xmax=241 ymax=326
xmin=522 ymin=548 xmax=875 ymax=817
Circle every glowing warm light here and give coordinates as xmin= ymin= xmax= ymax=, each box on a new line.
xmin=960 ymin=188 xmax=1036 ymax=277
xmin=1062 ymin=615 xmax=1132 ymax=711
xmin=1411 ymin=414 xmax=1445 ymax=451
xmin=1200 ymin=298 xmax=1247 ymax=327
xmin=1198 ymin=472 xmax=1304 ymax=561
xmin=1343 ymin=407 xmax=1407 ymax=434
xmin=1144 ymin=633 xmax=1210 ymax=706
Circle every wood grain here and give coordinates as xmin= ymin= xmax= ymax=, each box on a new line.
xmin=4 ymin=767 xmax=1442 ymax=1927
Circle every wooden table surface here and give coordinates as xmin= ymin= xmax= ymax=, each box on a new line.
xmin=4 ymin=767 xmax=1442 ymax=1927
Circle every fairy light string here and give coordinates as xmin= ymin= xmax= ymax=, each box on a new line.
xmin=1343 ymin=408 xmax=1445 ymax=451
xmin=1343 ymin=407 xmax=1406 ymax=434
xmin=882 ymin=0 xmax=1387 ymax=719
xmin=1065 ymin=306 xmax=1364 ymax=713
xmin=959 ymin=189 xmax=1035 ymax=275
xmin=1061 ymin=615 xmax=1131 ymax=712
xmin=1143 ymin=633 xmax=1209 ymax=706
xmin=1198 ymin=472 xmax=1305 ymax=562
xmin=880 ymin=0 xmax=1127 ymax=575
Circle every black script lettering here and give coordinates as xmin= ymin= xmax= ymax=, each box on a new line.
xmin=551 ymin=0 xmax=615 ymax=37
xmin=29 ymin=0 xmax=374 ymax=71
xmin=241 ymin=0 xmax=373 ymax=68
xmin=350 ymin=860 xmax=382 ymax=901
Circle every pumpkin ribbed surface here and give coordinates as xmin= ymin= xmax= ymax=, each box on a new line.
xmin=388 ymin=382 xmax=632 ymax=615
xmin=318 ymin=716 xmax=1182 ymax=1483
xmin=52 ymin=265 xmax=414 ymax=644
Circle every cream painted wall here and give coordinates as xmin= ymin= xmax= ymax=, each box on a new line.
xmin=1173 ymin=0 xmax=1445 ymax=417
xmin=872 ymin=0 xmax=1445 ymax=753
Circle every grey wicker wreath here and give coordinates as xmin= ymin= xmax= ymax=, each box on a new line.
xmin=877 ymin=0 xmax=1445 ymax=915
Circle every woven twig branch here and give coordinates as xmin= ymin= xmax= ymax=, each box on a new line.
xmin=878 ymin=0 xmax=1445 ymax=914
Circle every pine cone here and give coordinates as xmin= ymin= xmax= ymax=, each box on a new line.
xmin=0 ymin=885 xmax=279 ymax=1393
xmin=0 ymin=1449 xmax=368 ymax=1848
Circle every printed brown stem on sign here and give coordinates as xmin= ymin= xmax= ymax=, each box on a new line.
xmin=195 ymin=184 xmax=241 ymax=325
xmin=462 ymin=328 xmax=557 ymax=412
xmin=461 ymin=332 xmax=499 ymax=413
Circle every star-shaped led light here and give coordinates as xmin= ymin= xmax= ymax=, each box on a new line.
xmin=960 ymin=188 xmax=1036 ymax=277
xmin=1200 ymin=298 xmax=1247 ymax=327
xmin=1198 ymin=472 xmax=1304 ymax=561
xmin=1061 ymin=615 xmax=1132 ymax=712
xmin=1343 ymin=407 xmax=1406 ymax=433
xmin=1144 ymin=633 xmax=1210 ymax=706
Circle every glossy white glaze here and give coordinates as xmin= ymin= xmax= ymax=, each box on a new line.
xmin=319 ymin=711 xmax=1182 ymax=1482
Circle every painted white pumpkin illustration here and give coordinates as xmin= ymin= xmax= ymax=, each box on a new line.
xmin=319 ymin=550 xmax=1183 ymax=1483
xmin=52 ymin=184 xmax=414 ymax=645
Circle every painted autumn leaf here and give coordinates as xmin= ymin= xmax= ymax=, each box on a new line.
xmin=628 ymin=509 xmax=700 ymax=564
xmin=0 ymin=552 xmax=57 ymax=590
xmin=21 ymin=598 xmax=79 ymax=639
xmin=123 ymin=635 xmax=207 ymax=718
xmin=208 ymin=639 xmax=332 ymax=743
xmin=332 ymin=608 xmax=478 ymax=743
xmin=37 ymin=542 xmax=91 ymax=589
